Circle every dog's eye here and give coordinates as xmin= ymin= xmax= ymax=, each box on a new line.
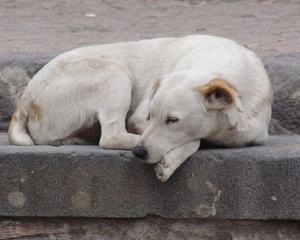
xmin=166 ymin=117 xmax=179 ymax=124
xmin=146 ymin=113 xmax=150 ymax=121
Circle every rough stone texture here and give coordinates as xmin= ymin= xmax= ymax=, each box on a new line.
xmin=1 ymin=217 xmax=300 ymax=240
xmin=0 ymin=53 xmax=299 ymax=134
xmin=0 ymin=54 xmax=53 ymax=131
xmin=0 ymin=80 xmax=13 ymax=131
xmin=0 ymin=133 xmax=299 ymax=219
xmin=265 ymin=53 xmax=300 ymax=135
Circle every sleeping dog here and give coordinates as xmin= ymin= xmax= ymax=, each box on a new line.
xmin=8 ymin=35 xmax=272 ymax=181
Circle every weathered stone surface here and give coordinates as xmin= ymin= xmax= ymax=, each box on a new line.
xmin=0 ymin=80 xmax=13 ymax=131
xmin=1 ymin=217 xmax=300 ymax=240
xmin=265 ymin=53 xmax=300 ymax=135
xmin=0 ymin=133 xmax=299 ymax=219
xmin=0 ymin=53 xmax=299 ymax=133
xmin=0 ymin=54 xmax=53 ymax=131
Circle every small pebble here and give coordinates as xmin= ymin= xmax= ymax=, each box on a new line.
xmin=271 ymin=196 xmax=278 ymax=201
xmin=85 ymin=13 xmax=96 ymax=18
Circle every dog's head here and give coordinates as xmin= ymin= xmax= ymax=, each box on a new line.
xmin=132 ymin=71 xmax=243 ymax=163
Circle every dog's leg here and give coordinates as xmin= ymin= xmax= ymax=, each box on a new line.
xmin=99 ymin=115 xmax=140 ymax=150
xmin=96 ymin=69 xmax=140 ymax=150
xmin=155 ymin=140 xmax=200 ymax=182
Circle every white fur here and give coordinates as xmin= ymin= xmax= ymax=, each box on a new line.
xmin=8 ymin=35 xmax=272 ymax=181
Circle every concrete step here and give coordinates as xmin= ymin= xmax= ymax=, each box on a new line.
xmin=1 ymin=217 xmax=300 ymax=240
xmin=0 ymin=133 xmax=299 ymax=219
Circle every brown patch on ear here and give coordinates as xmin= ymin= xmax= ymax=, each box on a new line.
xmin=197 ymin=78 xmax=236 ymax=104
xmin=29 ymin=102 xmax=43 ymax=120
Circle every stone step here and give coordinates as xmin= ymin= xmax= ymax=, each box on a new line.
xmin=1 ymin=217 xmax=300 ymax=240
xmin=0 ymin=133 xmax=299 ymax=219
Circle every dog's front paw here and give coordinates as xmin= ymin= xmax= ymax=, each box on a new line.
xmin=155 ymin=160 xmax=174 ymax=182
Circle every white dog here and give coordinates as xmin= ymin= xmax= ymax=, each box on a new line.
xmin=8 ymin=35 xmax=272 ymax=181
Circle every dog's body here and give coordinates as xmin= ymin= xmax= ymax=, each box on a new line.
xmin=9 ymin=35 xmax=272 ymax=181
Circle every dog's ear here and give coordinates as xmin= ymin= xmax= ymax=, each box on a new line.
xmin=149 ymin=79 xmax=161 ymax=100
xmin=196 ymin=78 xmax=244 ymax=128
xmin=196 ymin=78 xmax=242 ymax=110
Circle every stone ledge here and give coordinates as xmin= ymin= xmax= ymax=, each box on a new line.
xmin=1 ymin=217 xmax=300 ymax=240
xmin=0 ymin=133 xmax=300 ymax=219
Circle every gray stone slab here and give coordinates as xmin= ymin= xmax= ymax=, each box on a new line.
xmin=1 ymin=217 xmax=300 ymax=240
xmin=0 ymin=54 xmax=53 ymax=131
xmin=265 ymin=53 xmax=300 ymax=135
xmin=0 ymin=133 xmax=299 ymax=219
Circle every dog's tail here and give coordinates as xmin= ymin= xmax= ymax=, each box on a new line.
xmin=8 ymin=107 xmax=34 ymax=145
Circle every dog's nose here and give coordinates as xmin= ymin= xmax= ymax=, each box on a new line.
xmin=132 ymin=145 xmax=148 ymax=160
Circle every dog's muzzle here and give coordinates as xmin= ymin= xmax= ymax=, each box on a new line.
xmin=132 ymin=145 xmax=148 ymax=160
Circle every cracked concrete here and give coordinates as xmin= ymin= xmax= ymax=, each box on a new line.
xmin=195 ymin=181 xmax=222 ymax=218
